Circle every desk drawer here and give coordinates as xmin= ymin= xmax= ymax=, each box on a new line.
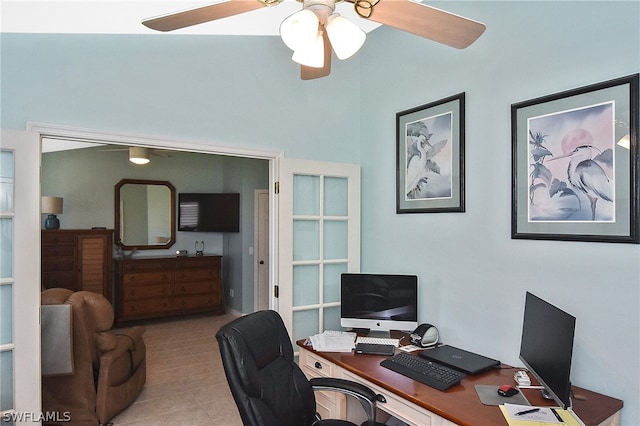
xmin=341 ymin=370 xmax=440 ymax=426
xmin=299 ymin=349 xmax=344 ymax=419
xmin=300 ymin=350 xmax=335 ymax=378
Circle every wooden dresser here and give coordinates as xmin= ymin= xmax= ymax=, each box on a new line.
xmin=41 ymin=229 xmax=114 ymax=302
xmin=115 ymin=255 xmax=224 ymax=324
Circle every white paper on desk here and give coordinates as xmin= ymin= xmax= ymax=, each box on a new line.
xmin=504 ymin=404 xmax=562 ymax=423
xmin=309 ymin=331 xmax=355 ymax=352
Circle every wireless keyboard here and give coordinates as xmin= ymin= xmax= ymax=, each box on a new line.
xmin=356 ymin=336 xmax=401 ymax=347
xmin=380 ymin=352 xmax=466 ymax=391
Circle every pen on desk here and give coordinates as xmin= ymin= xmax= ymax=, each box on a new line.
xmin=515 ymin=408 xmax=540 ymax=416
xmin=550 ymin=408 xmax=563 ymax=422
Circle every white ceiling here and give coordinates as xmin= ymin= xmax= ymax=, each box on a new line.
xmin=1 ymin=0 xmax=381 ymax=36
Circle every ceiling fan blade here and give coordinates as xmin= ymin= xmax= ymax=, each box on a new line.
xmin=142 ymin=0 xmax=267 ymax=32
xmin=349 ymin=0 xmax=486 ymax=49
xmin=301 ymin=29 xmax=332 ymax=80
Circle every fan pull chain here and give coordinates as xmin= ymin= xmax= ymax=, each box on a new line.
xmin=353 ymin=0 xmax=380 ymax=19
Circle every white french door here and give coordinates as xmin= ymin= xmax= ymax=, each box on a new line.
xmin=0 ymin=129 xmax=41 ymax=424
xmin=277 ymin=158 xmax=360 ymax=345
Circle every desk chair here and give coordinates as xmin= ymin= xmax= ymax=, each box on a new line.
xmin=216 ymin=310 xmax=381 ymax=426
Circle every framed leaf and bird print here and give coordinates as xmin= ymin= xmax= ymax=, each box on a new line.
xmin=511 ymin=74 xmax=639 ymax=243
xmin=396 ymin=93 xmax=465 ymax=214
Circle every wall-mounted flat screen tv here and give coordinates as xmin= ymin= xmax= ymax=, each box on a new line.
xmin=178 ymin=193 xmax=240 ymax=233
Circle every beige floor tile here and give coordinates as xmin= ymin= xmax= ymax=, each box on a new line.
xmin=110 ymin=313 xmax=241 ymax=426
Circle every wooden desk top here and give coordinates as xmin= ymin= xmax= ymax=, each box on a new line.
xmin=297 ymin=341 xmax=623 ymax=426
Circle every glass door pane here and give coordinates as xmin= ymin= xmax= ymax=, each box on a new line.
xmin=0 ymin=150 xmax=15 ymax=417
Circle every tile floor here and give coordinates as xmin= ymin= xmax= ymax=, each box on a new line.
xmin=110 ymin=312 xmax=243 ymax=426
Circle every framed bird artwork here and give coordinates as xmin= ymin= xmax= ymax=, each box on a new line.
xmin=396 ymin=93 xmax=465 ymax=214
xmin=511 ymin=73 xmax=639 ymax=243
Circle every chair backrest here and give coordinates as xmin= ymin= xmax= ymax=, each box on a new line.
xmin=42 ymin=288 xmax=115 ymax=365
xmin=216 ymin=310 xmax=317 ymax=426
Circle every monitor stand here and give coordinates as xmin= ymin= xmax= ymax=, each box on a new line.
xmin=349 ymin=328 xmax=392 ymax=338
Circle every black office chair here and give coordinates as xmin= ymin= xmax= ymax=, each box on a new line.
xmin=215 ymin=310 xmax=381 ymax=426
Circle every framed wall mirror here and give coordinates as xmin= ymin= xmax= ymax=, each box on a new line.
xmin=115 ymin=179 xmax=176 ymax=250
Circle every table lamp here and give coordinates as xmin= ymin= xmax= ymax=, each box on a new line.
xmin=42 ymin=196 xmax=63 ymax=230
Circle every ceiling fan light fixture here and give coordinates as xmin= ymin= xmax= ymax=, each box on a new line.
xmin=326 ymin=13 xmax=366 ymax=60
xmin=129 ymin=147 xmax=150 ymax=165
xmin=292 ymin=30 xmax=325 ymax=68
xmin=280 ymin=9 xmax=319 ymax=52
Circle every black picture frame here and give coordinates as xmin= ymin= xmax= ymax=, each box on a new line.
xmin=396 ymin=93 xmax=465 ymax=213
xmin=511 ymin=74 xmax=639 ymax=243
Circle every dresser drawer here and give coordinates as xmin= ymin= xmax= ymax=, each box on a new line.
xmin=123 ymin=271 xmax=173 ymax=285
xmin=120 ymin=258 xmax=172 ymax=273
xmin=41 ymin=271 xmax=77 ymax=290
xmin=123 ymin=297 xmax=172 ymax=317
xmin=41 ymin=232 xmax=76 ymax=245
xmin=124 ymin=283 xmax=172 ymax=300
xmin=42 ymin=259 xmax=76 ymax=272
xmin=174 ymin=281 xmax=215 ymax=295
xmin=175 ymin=268 xmax=217 ymax=282
xmin=42 ymin=245 xmax=76 ymax=258
xmin=173 ymin=294 xmax=218 ymax=311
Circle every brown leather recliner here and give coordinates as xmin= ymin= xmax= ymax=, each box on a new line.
xmin=41 ymin=288 xmax=146 ymax=425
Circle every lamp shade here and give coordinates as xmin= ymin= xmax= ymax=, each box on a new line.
xmin=129 ymin=147 xmax=150 ymax=165
xmin=41 ymin=196 xmax=63 ymax=214
xmin=326 ymin=14 xmax=366 ymax=60
xmin=292 ymin=30 xmax=325 ymax=68
xmin=280 ymin=9 xmax=319 ymax=52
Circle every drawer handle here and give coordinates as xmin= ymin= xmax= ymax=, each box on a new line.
xmin=314 ymin=362 xmax=322 ymax=369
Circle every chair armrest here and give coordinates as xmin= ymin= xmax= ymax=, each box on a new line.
xmin=97 ymin=327 xmax=146 ymax=387
xmin=310 ymin=377 xmax=382 ymax=426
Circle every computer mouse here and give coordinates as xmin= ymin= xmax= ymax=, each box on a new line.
xmin=497 ymin=385 xmax=519 ymax=397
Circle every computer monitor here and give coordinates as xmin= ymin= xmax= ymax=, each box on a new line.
xmin=519 ymin=292 xmax=576 ymax=409
xmin=340 ymin=273 xmax=418 ymax=336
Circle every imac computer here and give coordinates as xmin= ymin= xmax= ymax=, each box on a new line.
xmin=340 ymin=273 xmax=418 ymax=336
xmin=519 ymin=292 xmax=576 ymax=409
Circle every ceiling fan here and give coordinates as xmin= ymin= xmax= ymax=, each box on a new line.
xmin=142 ymin=0 xmax=486 ymax=80
xmin=100 ymin=146 xmax=173 ymax=165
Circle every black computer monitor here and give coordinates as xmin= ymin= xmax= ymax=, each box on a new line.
xmin=519 ymin=292 xmax=576 ymax=409
xmin=340 ymin=273 xmax=418 ymax=335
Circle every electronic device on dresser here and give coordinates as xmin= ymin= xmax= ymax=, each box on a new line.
xmin=519 ymin=291 xmax=576 ymax=409
xmin=340 ymin=273 xmax=418 ymax=337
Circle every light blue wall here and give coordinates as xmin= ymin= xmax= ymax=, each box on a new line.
xmin=2 ymin=1 xmax=639 ymax=424
xmin=1 ymin=33 xmax=362 ymax=162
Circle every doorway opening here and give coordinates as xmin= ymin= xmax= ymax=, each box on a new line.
xmin=34 ymin=122 xmax=280 ymax=315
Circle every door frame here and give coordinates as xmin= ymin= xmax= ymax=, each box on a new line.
xmin=28 ymin=122 xmax=283 ymax=312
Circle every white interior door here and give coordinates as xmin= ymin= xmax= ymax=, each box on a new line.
xmin=277 ymin=158 xmax=360 ymax=344
xmin=254 ymin=189 xmax=270 ymax=311
xmin=0 ymin=129 xmax=41 ymax=424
